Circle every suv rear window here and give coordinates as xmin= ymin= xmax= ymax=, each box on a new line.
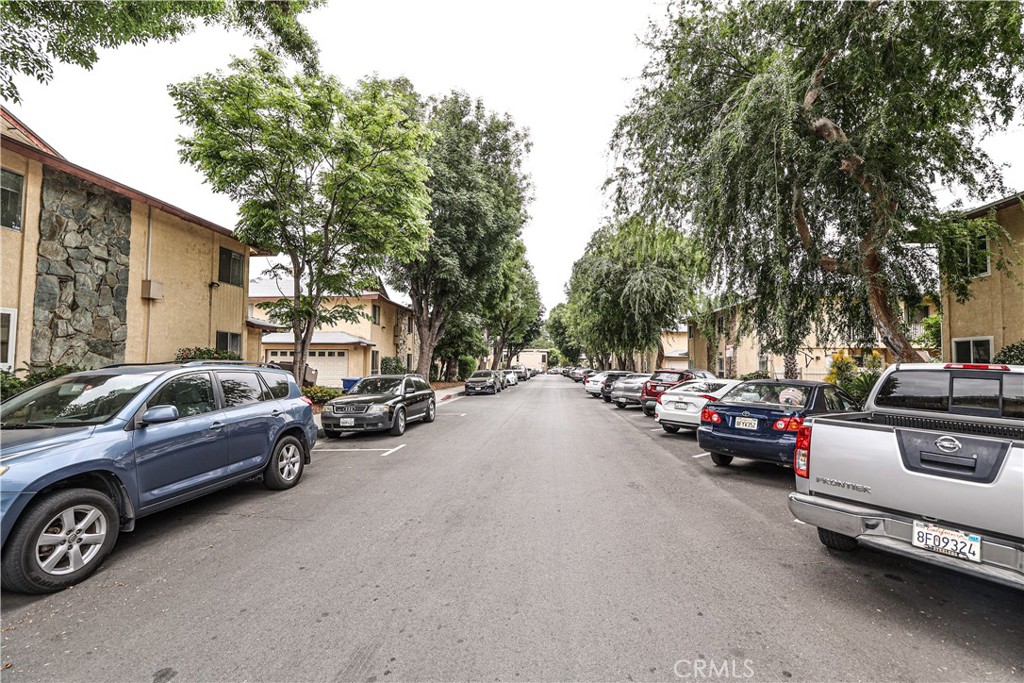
xmin=260 ymin=371 xmax=293 ymax=399
xmin=875 ymin=370 xmax=1023 ymax=418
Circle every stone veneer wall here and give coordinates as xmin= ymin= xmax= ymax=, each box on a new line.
xmin=31 ymin=167 xmax=131 ymax=369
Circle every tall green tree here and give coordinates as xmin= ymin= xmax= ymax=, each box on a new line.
xmin=1 ymin=0 xmax=321 ymax=103
xmin=434 ymin=311 xmax=489 ymax=381
xmin=545 ymin=303 xmax=582 ymax=365
xmin=484 ymin=245 xmax=544 ymax=369
xmin=388 ymin=92 xmax=532 ymax=377
xmin=171 ymin=50 xmax=432 ymax=383
xmin=612 ymin=0 xmax=1023 ymax=362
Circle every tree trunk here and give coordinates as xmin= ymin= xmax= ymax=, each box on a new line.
xmin=491 ymin=338 xmax=506 ymax=370
xmin=865 ymin=256 xmax=920 ymax=362
xmin=705 ymin=333 xmax=717 ymax=375
xmin=415 ymin=319 xmax=440 ymax=379
xmin=783 ymin=353 xmax=798 ymax=380
xmin=656 ymin=339 xmax=665 ymax=369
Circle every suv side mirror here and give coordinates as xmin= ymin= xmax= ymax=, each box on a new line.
xmin=140 ymin=405 xmax=179 ymax=425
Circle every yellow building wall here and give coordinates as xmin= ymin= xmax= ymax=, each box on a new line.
xmin=0 ymin=149 xmax=44 ymax=370
xmin=942 ymin=202 xmax=1024 ymax=361
xmin=124 ymin=204 xmax=248 ymax=362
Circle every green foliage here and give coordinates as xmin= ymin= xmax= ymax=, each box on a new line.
xmin=914 ymin=314 xmax=943 ymax=351
xmin=0 ymin=0 xmax=321 ymax=103
xmin=611 ymin=0 xmax=1024 ymax=361
xmin=457 ymin=356 xmax=477 ymax=381
xmin=863 ymin=351 xmax=885 ymax=373
xmin=1 ymin=363 xmax=88 ymax=397
xmin=546 ymin=303 xmax=582 ymax=365
xmin=546 ymin=348 xmax=564 ymax=368
xmin=824 ymin=355 xmax=858 ymax=387
xmin=387 ymin=91 xmax=532 ymax=376
xmin=435 ymin=312 xmax=489 ymax=364
xmin=380 ymin=356 xmax=408 ymax=375
xmin=1 ymin=369 xmax=25 ymax=397
xmin=993 ymin=340 xmax=1024 ymax=365
xmin=845 ymin=371 xmax=882 ymax=406
xmin=739 ymin=370 xmax=771 ymax=381
xmin=301 ymin=385 xmax=342 ymax=404
xmin=174 ymin=347 xmax=243 ymax=362
xmin=484 ymin=240 xmax=544 ymax=368
xmin=172 ymin=51 xmax=432 ymax=384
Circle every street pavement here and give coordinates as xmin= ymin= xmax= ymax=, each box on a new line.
xmin=2 ymin=376 xmax=1021 ymax=682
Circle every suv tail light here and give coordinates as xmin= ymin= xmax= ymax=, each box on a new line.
xmin=701 ymin=407 xmax=721 ymax=424
xmin=773 ymin=416 xmax=804 ymax=431
xmin=642 ymin=381 xmax=652 ymax=396
xmin=794 ymin=424 xmax=812 ymax=477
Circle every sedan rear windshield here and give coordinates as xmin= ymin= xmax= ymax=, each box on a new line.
xmin=1 ymin=373 xmax=157 ymax=427
xmin=722 ymin=383 xmax=809 ymax=408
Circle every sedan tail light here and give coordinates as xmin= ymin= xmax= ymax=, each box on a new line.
xmin=794 ymin=424 xmax=812 ymax=477
xmin=772 ymin=416 xmax=804 ymax=431
xmin=698 ymin=394 xmax=718 ymax=402
xmin=701 ymin=407 xmax=721 ymax=424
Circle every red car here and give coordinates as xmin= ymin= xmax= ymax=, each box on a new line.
xmin=640 ymin=368 xmax=717 ymax=416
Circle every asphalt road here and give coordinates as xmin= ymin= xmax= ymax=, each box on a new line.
xmin=2 ymin=376 xmax=1022 ymax=682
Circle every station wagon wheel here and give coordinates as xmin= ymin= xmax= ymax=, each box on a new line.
xmin=264 ymin=436 xmax=305 ymax=490
xmin=423 ymin=400 xmax=436 ymax=423
xmin=0 ymin=488 xmax=120 ymax=594
xmin=389 ymin=407 xmax=407 ymax=436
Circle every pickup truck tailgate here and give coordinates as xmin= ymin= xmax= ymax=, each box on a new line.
xmin=804 ymin=418 xmax=1024 ymax=540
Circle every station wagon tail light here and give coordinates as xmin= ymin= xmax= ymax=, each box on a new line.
xmin=944 ymin=363 xmax=1010 ymax=371
xmin=300 ymin=396 xmax=314 ymax=408
xmin=794 ymin=425 xmax=812 ymax=478
xmin=773 ymin=416 xmax=804 ymax=431
xmin=701 ymin=407 xmax=721 ymax=424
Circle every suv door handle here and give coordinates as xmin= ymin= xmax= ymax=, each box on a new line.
xmin=271 ymin=410 xmax=283 ymax=417
xmin=209 ymin=422 xmax=224 ymax=431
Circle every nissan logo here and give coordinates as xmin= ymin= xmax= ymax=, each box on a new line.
xmin=935 ymin=436 xmax=962 ymax=453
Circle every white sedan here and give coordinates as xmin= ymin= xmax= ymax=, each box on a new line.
xmin=584 ymin=372 xmax=609 ymax=396
xmin=654 ymin=379 xmax=743 ymax=433
xmin=505 ymin=371 xmax=518 ymax=386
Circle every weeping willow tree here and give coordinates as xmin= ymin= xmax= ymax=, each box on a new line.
xmin=566 ymin=219 xmax=701 ymax=368
xmin=612 ymin=0 xmax=1023 ymax=362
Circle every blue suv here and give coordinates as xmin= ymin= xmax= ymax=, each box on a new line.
xmin=0 ymin=361 xmax=317 ymax=593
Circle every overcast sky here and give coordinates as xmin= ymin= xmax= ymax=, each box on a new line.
xmin=6 ymin=0 xmax=1022 ymax=312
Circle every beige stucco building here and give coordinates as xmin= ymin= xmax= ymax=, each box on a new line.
xmin=510 ymin=348 xmax=550 ymax=372
xmin=1 ymin=108 xmax=255 ymax=372
xmin=941 ymin=193 xmax=1023 ymax=363
xmin=248 ymin=278 xmax=418 ymax=387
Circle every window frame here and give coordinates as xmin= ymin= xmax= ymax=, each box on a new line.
xmin=965 ymin=234 xmax=991 ymax=279
xmin=951 ymin=336 xmax=994 ymax=364
xmin=217 ymin=247 xmax=245 ymax=287
xmin=215 ymin=370 xmax=271 ymax=408
xmin=215 ymin=330 xmax=243 ymax=356
xmin=371 ymin=350 xmax=380 ymax=375
xmin=371 ymin=304 xmax=382 ymax=326
xmin=0 ymin=307 xmax=17 ymax=371
xmin=1 ymin=168 xmax=25 ymax=232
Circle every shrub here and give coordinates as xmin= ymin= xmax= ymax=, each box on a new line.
xmin=174 ymin=347 xmax=243 ymax=361
xmin=824 ymin=354 xmax=857 ymax=386
xmin=429 ymin=365 xmax=439 ymax=382
xmin=1 ymin=370 xmax=26 ymax=397
xmin=994 ymin=340 xmax=1024 ymax=365
xmin=381 ymin=356 xmax=408 ymax=375
xmin=457 ymin=355 xmax=477 ymax=381
xmin=845 ymin=370 xmax=881 ymax=405
xmin=739 ymin=370 xmax=770 ymax=380
xmin=301 ymin=385 xmax=342 ymax=404
xmin=1 ymin=363 xmax=89 ymax=398
xmin=863 ymin=351 xmax=885 ymax=372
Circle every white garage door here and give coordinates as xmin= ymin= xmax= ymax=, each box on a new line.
xmin=266 ymin=349 xmax=349 ymax=388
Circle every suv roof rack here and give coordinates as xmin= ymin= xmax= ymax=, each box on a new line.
xmin=182 ymin=360 xmax=285 ymax=369
xmin=99 ymin=361 xmax=184 ymax=369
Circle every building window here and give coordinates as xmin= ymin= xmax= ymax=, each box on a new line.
xmin=717 ymin=355 xmax=725 ymax=376
xmin=1 ymin=169 xmax=24 ymax=231
xmin=215 ymin=330 xmax=242 ymax=356
xmin=218 ymin=247 xmax=244 ymax=286
xmin=407 ymin=316 xmax=413 ymax=334
xmin=371 ymin=350 xmax=380 ymax=374
xmin=952 ymin=337 xmax=993 ymax=364
xmin=371 ymin=304 xmax=382 ymax=326
xmin=758 ymin=352 xmax=769 ymax=372
xmin=406 ymin=353 xmax=413 ymax=371
xmin=0 ymin=308 xmax=16 ymax=371
xmin=963 ymin=234 xmax=990 ymax=278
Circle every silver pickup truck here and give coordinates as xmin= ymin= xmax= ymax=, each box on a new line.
xmin=788 ymin=362 xmax=1024 ymax=589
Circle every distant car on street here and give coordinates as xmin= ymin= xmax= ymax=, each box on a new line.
xmin=599 ymin=371 xmax=634 ymax=402
xmin=697 ymin=379 xmax=858 ymax=467
xmin=640 ymin=369 xmax=718 ymax=416
xmin=0 ymin=361 xmax=317 ymax=594
xmin=655 ymin=378 xmax=742 ymax=433
xmin=322 ymin=374 xmax=435 ymax=438
xmin=464 ymin=370 xmax=502 ymax=395
xmin=504 ymin=370 xmax=519 ymax=386
xmin=611 ymin=373 xmax=653 ymax=408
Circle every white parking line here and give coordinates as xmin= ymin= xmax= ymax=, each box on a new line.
xmin=650 ymin=427 xmax=663 ymax=431
xmin=692 ymin=452 xmax=711 ymax=458
xmin=315 ymin=448 xmax=391 ymax=452
xmin=793 ymin=518 xmax=807 ymax=525
xmin=381 ymin=443 xmax=407 ymax=457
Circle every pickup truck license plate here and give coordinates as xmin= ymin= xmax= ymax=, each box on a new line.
xmin=912 ymin=520 xmax=981 ymax=563
xmin=339 ymin=418 xmax=355 ymax=427
xmin=735 ymin=417 xmax=758 ymax=430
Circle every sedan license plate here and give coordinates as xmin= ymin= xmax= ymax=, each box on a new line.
xmin=339 ymin=418 xmax=355 ymax=427
xmin=912 ymin=521 xmax=981 ymax=563
xmin=656 ymin=385 xmax=665 ymax=391
xmin=735 ymin=417 xmax=758 ymax=430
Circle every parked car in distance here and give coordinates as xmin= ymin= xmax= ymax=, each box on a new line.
xmin=504 ymin=370 xmax=518 ymax=386
xmin=569 ymin=367 xmax=586 ymax=382
xmin=322 ymin=374 xmax=435 ymax=438
xmin=789 ymin=362 xmax=1024 ymax=589
xmin=611 ymin=373 xmax=653 ymax=408
xmin=655 ymin=379 xmax=742 ymax=433
xmin=0 ymin=361 xmax=317 ymax=594
xmin=465 ymin=370 xmax=501 ymax=395
xmin=599 ymin=371 xmax=634 ymax=402
xmin=640 ymin=369 xmax=718 ymax=416
xmin=512 ymin=365 xmax=530 ymax=381
xmin=697 ymin=379 xmax=859 ymax=467
xmin=584 ymin=372 xmax=610 ymax=397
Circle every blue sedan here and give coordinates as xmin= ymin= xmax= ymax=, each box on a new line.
xmin=696 ymin=379 xmax=859 ymax=467
xmin=0 ymin=362 xmax=317 ymax=593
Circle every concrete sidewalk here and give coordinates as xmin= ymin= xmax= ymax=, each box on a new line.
xmin=313 ymin=384 xmax=464 ymax=436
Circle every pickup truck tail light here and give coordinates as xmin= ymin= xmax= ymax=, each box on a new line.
xmin=794 ymin=424 xmax=812 ymax=477
xmin=944 ymin=363 xmax=1010 ymax=371
xmin=773 ymin=416 xmax=804 ymax=431
xmin=701 ymin=407 xmax=721 ymax=424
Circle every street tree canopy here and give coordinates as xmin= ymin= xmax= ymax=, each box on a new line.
xmin=484 ymin=241 xmax=544 ymax=369
xmin=612 ymin=0 xmax=1024 ymax=361
xmin=0 ymin=0 xmax=322 ymax=103
xmin=171 ymin=50 xmax=432 ymax=383
xmin=388 ymin=92 xmax=532 ymax=377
